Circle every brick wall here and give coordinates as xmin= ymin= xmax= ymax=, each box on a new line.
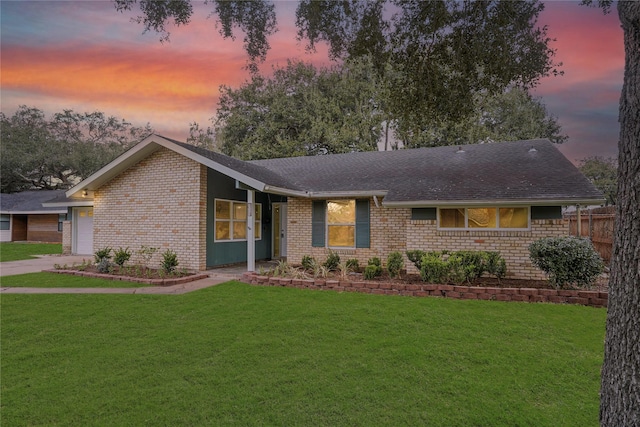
xmin=406 ymin=218 xmax=567 ymax=280
xmin=286 ymin=197 xmax=567 ymax=280
xmin=287 ymin=197 xmax=409 ymax=267
xmin=62 ymin=221 xmax=72 ymax=254
xmin=93 ymin=148 xmax=207 ymax=271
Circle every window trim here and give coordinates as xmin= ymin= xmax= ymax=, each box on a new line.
xmin=437 ymin=206 xmax=531 ymax=230
xmin=326 ymin=199 xmax=356 ymax=249
xmin=214 ymin=198 xmax=262 ymax=242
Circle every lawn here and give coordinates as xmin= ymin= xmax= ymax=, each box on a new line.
xmin=0 ymin=242 xmax=62 ymax=262
xmin=0 ymin=272 xmax=145 ymax=288
xmin=1 ymin=282 xmax=606 ymax=426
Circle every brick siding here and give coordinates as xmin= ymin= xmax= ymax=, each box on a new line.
xmin=62 ymin=221 xmax=72 ymax=254
xmin=287 ymin=197 xmax=567 ymax=280
xmin=93 ymin=148 xmax=207 ymax=271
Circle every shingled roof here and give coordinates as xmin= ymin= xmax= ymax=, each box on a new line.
xmin=64 ymin=135 xmax=604 ymax=206
xmin=0 ymin=190 xmax=67 ymax=213
xmin=249 ymin=139 xmax=604 ymax=206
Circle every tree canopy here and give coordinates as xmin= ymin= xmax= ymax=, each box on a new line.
xmin=578 ymin=156 xmax=617 ymax=206
xmin=115 ymin=0 xmax=560 ymax=131
xmin=0 ymin=106 xmax=152 ymax=193
xmin=214 ymin=59 xmax=385 ymax=160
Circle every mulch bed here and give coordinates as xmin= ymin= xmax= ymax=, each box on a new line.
xmin=47 ymin=265 xmax=209 ymax=286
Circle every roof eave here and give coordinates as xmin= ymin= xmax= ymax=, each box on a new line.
xmin=382 ymin=198 xmax=607 ymax=208
xmin=66 ymin=135 xmax=270 ymax=198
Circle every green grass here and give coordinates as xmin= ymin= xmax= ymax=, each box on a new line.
xmin=0 ymin=242 xmax=62 ymax=262
xmin=1 ymin=282 xmax=605 ymax=426
xmin=0 ymin=272 xmax=145 ymax=288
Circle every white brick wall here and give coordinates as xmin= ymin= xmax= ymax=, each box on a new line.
xmin=287 ymin=197 xmax=567 ymax=280
xmin=93 ymin=148 xmax=207 ymax=271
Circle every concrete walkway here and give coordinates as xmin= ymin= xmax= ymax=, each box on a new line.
xmin=0 ymin=256 xmax=270 ymax=295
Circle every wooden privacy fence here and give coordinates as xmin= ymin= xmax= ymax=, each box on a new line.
xmin=565 ymin=207 xmax=615 ymax=264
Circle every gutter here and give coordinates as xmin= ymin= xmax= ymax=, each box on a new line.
xmin=382 ymin=198 xmax=607 ymax=208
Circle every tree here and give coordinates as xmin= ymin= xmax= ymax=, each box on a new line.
xmin=114 ymin=0 xmax=277 ymax=72
xmin=115 ymin=0 xmax=561 ymax=141
xmin=598 ymin=2 xmax=640 ymax=425
xmin=0 ymin=106 xmax=152 ymax=193
xmin=214 ymin=59 xmax=384 ymax=160
xmin=578 ymin=157 xmax=617 ymax=206
xmin=397 ymin=87 xmax=567 ymax=148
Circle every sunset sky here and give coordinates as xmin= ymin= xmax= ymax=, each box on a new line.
xmin=1 ymin=1 xmax=624 ymax=164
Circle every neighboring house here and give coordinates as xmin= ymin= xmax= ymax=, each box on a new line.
xmin=0 ymin=190 xmax=67 ymax=243
xmin=48 ymin=134 xmax=604 ymax=279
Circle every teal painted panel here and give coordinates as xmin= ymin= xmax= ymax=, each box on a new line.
xmin=312 ymin=200 xmax=326 ymax=247
xmin=205 ymin=168 xmax=286 ymax=267
xmin=411 ymin=208 xmax=436 ymax=220
xmin=355 ymin=199 xmax=370 ymax=248
xmin=531 ymin=206 xmax=562 ymax=220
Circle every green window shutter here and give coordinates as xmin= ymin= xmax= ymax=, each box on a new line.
xmin=531 ymin=206 xmax=562 ymax=220
xmin=355 ymin=199 xmax=370 ymax=248
xmin=411 ymin=208 xmax=437 ymax=220
xmin=312 ymin=200 xmax=326 ymax=247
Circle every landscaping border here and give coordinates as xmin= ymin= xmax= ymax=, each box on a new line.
xmin=241 ymin=273 xmax=608 ymax=308
xmin=45 ymin=269 xmax=210 ymax=286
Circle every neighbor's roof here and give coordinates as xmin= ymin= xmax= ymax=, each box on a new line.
xmin=0 ymin=190 xmax=68 ymax=214
xmin=64 ymin=134 xmax=604 ymax=206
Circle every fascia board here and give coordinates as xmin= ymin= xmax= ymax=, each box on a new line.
xmin=2 ymin=209 xmax=68 ymax=214
xmin=382 ymin=198 xmax=606 ymax=208
xmin=42 ymin=200 xmax=94 ymax=208
xmin=66 ymin=135 xmax=162 ymax=198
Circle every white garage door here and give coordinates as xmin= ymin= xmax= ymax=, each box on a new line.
xmin=74 ymin=207 xmax=94 ymax=255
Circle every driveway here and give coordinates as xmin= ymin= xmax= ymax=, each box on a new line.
xmin=0 ymin=255 xmax=90 ymax=277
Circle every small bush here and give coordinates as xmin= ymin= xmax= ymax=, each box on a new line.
xmin=406 ymin=250 xmax=426 ymax=270
xmin=363 ymin=258 xmax=382 ymax=279
xmin=363 ymin=265 xmax=380 ymax=280
xmin=420 ymin=252 xmax=449 ymax=283
xmin=94 ymin=247 xmax=112 ymax=264
xmin=96 ymin=258 xmax=111 ymax=273
xmin=529 ymin=236 xmax=604 ymax=289
xmin=160 ymin=249 xmax=179 ymax=274
xmin=273 ymin=260 xmax=292 ymax=277
xmin=346 ymin=258 xmax=360 ymax=271
xmin=137 ymin=246 xmax=158 ymax=267
xmin=386 ymin=251 xmax=404 ymax=278
xmin=301 ymin=255 xmax=316 ymax=270
xmin=323 ymin=250 xmax=341 ymax=271
xmin=113 ymin=247 xmax=132 ymax=267
xmin=485 ymin=252 xmax=507 ymax=281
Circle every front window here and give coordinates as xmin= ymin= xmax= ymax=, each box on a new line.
xmin=0 ymin=214 xmax=9 ymax=231
xmin=215 ymin=199 xmax=261 ymax=241
xmin=439 ymin=207 xmax=529 ymax=229
xmin=327 ymin=200 xmax=355 ymax=247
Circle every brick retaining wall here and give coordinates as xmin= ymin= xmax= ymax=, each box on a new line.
xmin=241 ymin=272 xmax=607 ymax=308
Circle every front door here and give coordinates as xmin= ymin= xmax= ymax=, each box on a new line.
xmin=272 ymin=203 xmax=287 ymax=259
xmin=74 ymin=207 xmax=94 ymax=255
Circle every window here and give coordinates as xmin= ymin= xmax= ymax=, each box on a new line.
xmin=438 ymin=207 xmax=529 ymax=229
xmin=214 ymin=199 xmax=261 ymax=242
xmin=327 ymin=200 xmax=356 ymax=247
xmin=0 ymin=214 xmax=9 ymax=231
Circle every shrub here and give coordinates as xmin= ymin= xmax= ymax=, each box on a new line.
xmin=301 ymin=255 xmax=316 ymax=270
xmin=137 ymin=245 xmax=158 ymax=267
xmin=113 ymin=247 xmax=132 ymax=267
xmin=406 ymin=250 xmax=426 ymax=270
xmin=96 ymin=258 xmax=111 ymax=273
xmin=420 ymin=252 xmax=449 ymax=283
xmin=323 ymin=250 xmax=341 ymax=270
xmin=346 ymin=258 xmax=360 ymax=271
xmin=94 ymin=247 xmax=112 ymax=264
xmin=363 ymin=265 xmax=380 ymax=280
xmin=485 ymin=252 xmax=507 ymax=281
xmin=529 ymin=236 xmax=604 ymax=289
xmin=160 ymin=249 xmax=179 ymax=274
xmin=456 ymin=251 xmax=487 ymax=282
xmin=273 ymin=260 xmax=292 ymax=277
xmin=386 ymin=251 xmax=404 ymax=278
xmin=363 ymin=258 xmax=382 ymax=280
